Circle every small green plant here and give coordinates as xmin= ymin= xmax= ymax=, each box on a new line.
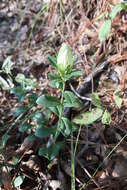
xmin=0 ymin=44 xmax=114 ymax=189
xmin=36 ymin=43 xmax=83 ymax=159
xmin=0 ymin=43 xmax=82 ymax=160
xmin=98 ymin=2 xmax=127 ymax=42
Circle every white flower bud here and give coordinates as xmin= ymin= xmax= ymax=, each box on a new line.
xmin=57 ymin=43 xmax=73 ymax=76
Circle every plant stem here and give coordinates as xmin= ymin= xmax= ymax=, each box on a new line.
xmin=71 ymin=125 xmax=82 ymax=190
xmin=60 ymin=0 xmax=63 ymax=19
xmin=71 ymin=131 xmax=75 ymax=190
xmin=74 ymin=125 xmax=82 ymax=156
xmin=54 ymin=81 xmax=65 ymax=142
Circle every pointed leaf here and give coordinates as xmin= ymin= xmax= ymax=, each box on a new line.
xmin=99 ymin=19 xmax=112 ymax=42
xmin=1 ymin=133 xmax=10 ymax=147
xmin=110 ymin=3 xmax=123 ymax=20
xmin=113 ymin=89 xmax=123 ymax=108
xmin=92 ymin=93 xmax=101 ymax=108
xmin=65 ymin=69 xmax=83 ymax=80
xmin=48 ymin=55 xmax=57 ymax=68
xmin=102 ymin=110 xmax=111 ymax=125
xmin=61 ymin=117 xmax=72 ymax=136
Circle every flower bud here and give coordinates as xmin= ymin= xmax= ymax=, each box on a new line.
xmin=57 ymin=43 xmax=73 ymax=76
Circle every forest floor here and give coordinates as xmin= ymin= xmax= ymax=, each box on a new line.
xmin=0 ymin=0 xmax=127 ymax=190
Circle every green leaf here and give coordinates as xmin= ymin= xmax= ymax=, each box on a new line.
xmin=96 ymin=12 xmax=105 ymax=20
xmin=28 ymin=93 xmax=37 ymax=105
xmin=110 ymin=3 xmax=123 ymax=20
xmin=113 ymin=89 xmax=123 ymax=109
xmin=15 ymin=74 xmax=36 ymax=90
xmin=121 ymin=2 xmax=127 ymax=10
xmin=43 ymin=109 xmax=52 ymax=121
xmin=58 ymin=117 xmax=72 ymax=136
xmin=13 ymin=175 xmax=25 ymax=188
xmin=38 ymin=141 xmax=64 ymax=160
xmin=15 ymin=73 xmax=25 ymax=83
xmin=19 ymin=123 xmax=32 ymax=133
xmin=92 ymin=93 xmax=101 ymax=108
xmin=33 ymin=112 xmax=44 ymax=124
xmin=11 ymin=86 xmax=26 ymax=101
xmin=13 ymin=106 xmax=28 ymax=117
xmin=64 ymin=91 xmax=81 ymax=108
xmin=61 ymin=117 xmax=72 ymax=136
xmin=49 ymin=105 xmax=62 ymax=116
xmin=48 ymin=55 xmax=57 ymax=68
xmin=2 ymin=56 xmax=14 ymax=74
xmin=49 ymin=73 xmax=63 ymax=89
xmin=73 ymin=108 xmax=103 ymax=125
xmin=99 ymin=19 xmax=112 ymax=42
xmin=12 ymin=156 xmax=19 ymax=165
xmin=36 ymin=95 xmax=61 ymax=107
xmin=102 ymin=110 xmax=111 ymax=125
xmin=35 ymin=125 xmax=56 ymax=138
xmin=1 ymin=133 xmax=10 ymax=147
xmin=65 ymin=69 xmax=83 ymax=80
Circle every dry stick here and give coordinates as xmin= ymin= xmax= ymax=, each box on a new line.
xmin=69 ymin=83 xmax=92 ymax=101
xmin=76 ymin=158 xmax=101 ymax=189
xmin=76 ymin=60 xmax=109 ymax=95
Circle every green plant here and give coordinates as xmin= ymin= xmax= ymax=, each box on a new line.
xmin=36 ymin=43 xmax=83 ymax=159
xmin=0 ymin=44 xmax=116 ymax=189
xmin=0 ymin=43 xmax=83 ymax=163
xmin=98 ymin=2 xmax=127 ymax=42
xmin=0 ymin=43 xmax=113 ymax=189
xmin=10 ymin=43 xmax=82 ymax=189
xmin=113 ymin=88 xmax=123 ymax=108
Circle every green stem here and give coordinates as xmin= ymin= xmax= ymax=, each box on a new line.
xmin=54 ymin=80 xmax=65 ymax=142
xmin=74 ymin=125 xmax=82 ymax=156
xmin=71 ymin=131 xmax=75 ymax=190
xmin=60 ymin=0 xmax=63 ymax=19
xmin=71 ymin=125 xmax=82 ymax=190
